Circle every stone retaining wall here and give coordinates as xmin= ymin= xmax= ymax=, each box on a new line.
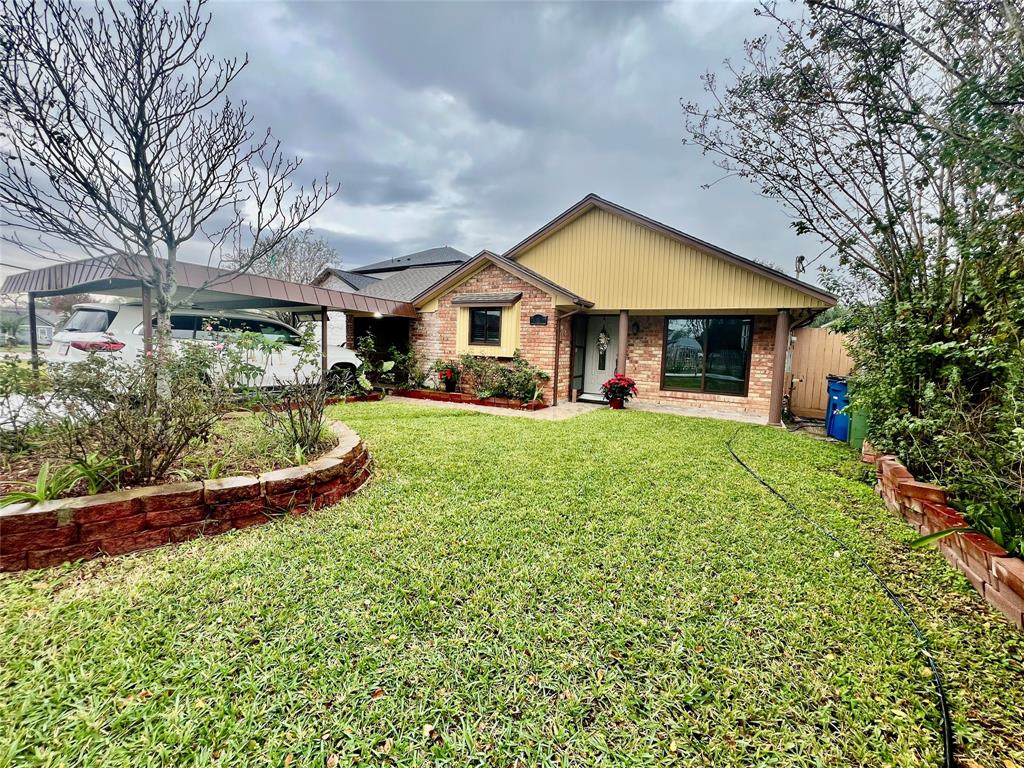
xmin=864 ymin=442 xmax=1024 ymax=630
xmin=0 ymin=422 xmax=371 ymax=572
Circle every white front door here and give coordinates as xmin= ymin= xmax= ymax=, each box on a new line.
xmin=582 ymin=315 xmax=618 ymax=394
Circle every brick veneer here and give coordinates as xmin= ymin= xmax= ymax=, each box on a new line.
xmin=411 ymin=263 xmax=560 ymax=403
xmin=865 ymin=442 xmax=1024 ymax=630
xmin=622 ymin=315 xmax=775 ymax=417
xmin=0 ymin=422 xmax=371 ymax=572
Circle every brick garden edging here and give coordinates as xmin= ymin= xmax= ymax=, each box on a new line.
xmin=863 ymin=441 xmax=1024 ymax=630
xmin=390 ymin=388 xmax=548 ymax=411
xmin=0 ymin=422 xmax=371 ymax=572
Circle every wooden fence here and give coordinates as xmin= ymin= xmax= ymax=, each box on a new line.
xmin=786 ymin=327 xmax=853 ymax=419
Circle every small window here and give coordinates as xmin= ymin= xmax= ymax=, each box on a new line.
xmin=138 ymin=314 xmax=197 ymax=339
xmin=469 ymin=308 xmax=501 ymax=345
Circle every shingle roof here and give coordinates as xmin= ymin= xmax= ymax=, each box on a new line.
xmin=315 ymin=267 xmax=381 ymax=292
xmin=358 ymin=264 xmax=463 ymax=302
xmin=352 ymin=246 xmax=470 ymax=275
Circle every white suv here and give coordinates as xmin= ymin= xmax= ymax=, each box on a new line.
xmin=47 ymin=303 xmax=361 ymax=389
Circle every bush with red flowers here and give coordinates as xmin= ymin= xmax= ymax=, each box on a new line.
xmin=600 ymin=373 xmax=638 ymax=403
xmin=432 ymin=358 xmax=462 ymax=392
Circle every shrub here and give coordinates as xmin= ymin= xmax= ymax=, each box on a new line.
xmin=0 ymin=355 xmax=52 ymax=454
xmin=243 ymin=325 xmax=332 ymax=457
xmin=456 ymin=352 xmax=549 ymax=402
xmin=390 ymin=346 xmax=428 ymax=388
xmin=45 ymin=343 xmax=227 ymax=484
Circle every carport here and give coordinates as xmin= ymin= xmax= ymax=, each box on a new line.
xmin=0 ymin=254 xmax=417 ymax=372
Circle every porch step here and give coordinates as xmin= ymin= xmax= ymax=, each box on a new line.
xmin=576 ymin=392 xmax=606 ymax=404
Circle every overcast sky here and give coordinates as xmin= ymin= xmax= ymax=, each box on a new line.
xmin=1 ymin=0 xmax=823 ymax=284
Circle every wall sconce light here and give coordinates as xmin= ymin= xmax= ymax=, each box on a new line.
xmin=372 ymin=312 xmax=383 ymax=319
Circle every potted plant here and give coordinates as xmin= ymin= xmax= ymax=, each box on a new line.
xmin=433 ymin=359 xmax=461 ymax=393
xmin=600 ymin=373 xmax=638 ymax=409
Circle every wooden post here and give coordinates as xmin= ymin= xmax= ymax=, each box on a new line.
xmin=768 ymin=309 xmax=791 ymax=425
xmin=141 ymin=285 xmax=153 ymax=357
xmin=27 ymin=292 xmax=39 ymax=376
xmin=321 ymin=308 xmax=328 ymax=374
xmin=616 ymin=309 xmax=628 ymax=374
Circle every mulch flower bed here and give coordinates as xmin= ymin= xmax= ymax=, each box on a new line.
xmin=389 ymin=388 xmax=547 ymax=411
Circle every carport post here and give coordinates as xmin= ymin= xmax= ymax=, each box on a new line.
xmin=141 ymin=285 xmax=153 ymax=357
xmin=320 ymin=307 xmax=328 ymax=374
xmin=27 ymin=292 xmax=39 ymax=375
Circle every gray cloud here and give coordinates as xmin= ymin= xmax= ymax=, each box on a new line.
xmin=2 ymin=1 xmax=823 ymax=283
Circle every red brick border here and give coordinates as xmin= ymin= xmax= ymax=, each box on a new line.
xmin=390 ymin=388 xmax=548 ymax=411
xmin=0 ymin=422 xmax=372 ymax=572
xmin=863 ymin=441 xmax=1024 ymax=630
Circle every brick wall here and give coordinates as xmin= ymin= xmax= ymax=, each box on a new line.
xmin=409 ymin=263 xmax=560 ymax=403
xmin=622 ymin=315 xmax=775 ymax=417
xmin=410 ymin=311 xmax=442 ymax=372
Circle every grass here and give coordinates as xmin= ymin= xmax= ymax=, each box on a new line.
xmin=1 ymin=401 xmax=1022 ymax=767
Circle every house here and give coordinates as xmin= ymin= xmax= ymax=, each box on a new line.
xmin=0 ymin=308 xmax=59 ymax=346
xmin=359 ymin=194 xmax=834 ymax=423
xmin=312 ymin=247 xmax=470 ymax=349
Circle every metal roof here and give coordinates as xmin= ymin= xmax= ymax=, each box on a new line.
xmin=0 ymin=255 xmax=417 ymax=318
xmin=351 ymin=246 xmax=470 ymax=275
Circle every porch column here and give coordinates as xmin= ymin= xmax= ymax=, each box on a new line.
xmin=321 ymin=307 xmax=329 ymax=374
xmin=616 ymin=309 xmax=628 ymax=374
xmin=27 ymin=292 xmax=39 ymax=376
xmin=141 ymin=285 xmax=153 ymax=357
xmin=768 ymin=309 xmax=791 ymax=425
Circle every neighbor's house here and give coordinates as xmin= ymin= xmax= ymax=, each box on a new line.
xmin=312 ymin=247 xmax=469 ymax=348
xmin=0 ymin=308 xmax=59 ymax=346
xmin=348 ymin=195 xmax=834 ymax=423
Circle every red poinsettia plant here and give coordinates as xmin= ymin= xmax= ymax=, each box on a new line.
xmin=600 ymin=373 xmax=638 ymax=407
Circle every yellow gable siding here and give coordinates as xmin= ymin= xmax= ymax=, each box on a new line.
xmin=514 ymin=208 xmax=831 ymax=311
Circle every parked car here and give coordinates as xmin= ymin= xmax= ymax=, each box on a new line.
xmin=47 ymin=303 xmax=360 ymax=389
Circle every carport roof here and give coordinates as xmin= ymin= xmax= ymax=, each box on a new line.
xmin=1 ymin=255 xmax=417 ymax=318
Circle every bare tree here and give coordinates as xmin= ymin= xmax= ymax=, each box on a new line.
xmin=224 ymin=228 xmax=341 ymax=286
xmin=0 ymin=0 xmax=337 ymax=350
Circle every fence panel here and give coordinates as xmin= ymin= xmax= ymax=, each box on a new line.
xmin=787 ymin=327 xmax=853 ymax=419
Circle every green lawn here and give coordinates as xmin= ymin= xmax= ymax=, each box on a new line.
xmin=2 ymin=402 xmax=1022 ymax=766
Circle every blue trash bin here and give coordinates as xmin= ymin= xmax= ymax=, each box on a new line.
xmin=826 ymin=375 xmax=850 ymax=441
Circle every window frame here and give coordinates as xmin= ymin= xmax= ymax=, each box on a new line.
xmin=660 ymin=315 xmax=754 ymax=398
xmin=468 ymin=307 xmax=502 ymax=346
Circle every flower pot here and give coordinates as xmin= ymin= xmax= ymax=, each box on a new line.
xmin=609 ymin=398 xmax=624 ymax=410
xmin=443 ymin=378 xmax=458 ymax=393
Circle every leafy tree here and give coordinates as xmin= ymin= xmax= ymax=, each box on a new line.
xmin=684 ymin=0 xmax=1023 ymax=553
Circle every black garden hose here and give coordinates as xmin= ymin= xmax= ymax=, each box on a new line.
xmin=725 ymin=427 xmax=955 ymax=768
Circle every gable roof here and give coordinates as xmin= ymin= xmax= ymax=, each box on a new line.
xmin=0 ymin=309 xmax=58 ymax=327
xmin=411 ymin=250 xmax=593 ymax=308
xmin=352 ymin=246 xmax=470 ymax=275
xmin=313 ymin=267 xmax=381 ymax=292
xmin=503 ymin=194 xmax=835 ymax=306
xmin=359 ymin=264 xmax=463 ymax=302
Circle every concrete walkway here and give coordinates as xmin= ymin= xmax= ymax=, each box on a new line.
xmin=385 ymin=395 xmax=767 ymax=425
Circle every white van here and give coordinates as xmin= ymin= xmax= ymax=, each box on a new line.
xmin=47 ymin=303 xmax=361 ymax=389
